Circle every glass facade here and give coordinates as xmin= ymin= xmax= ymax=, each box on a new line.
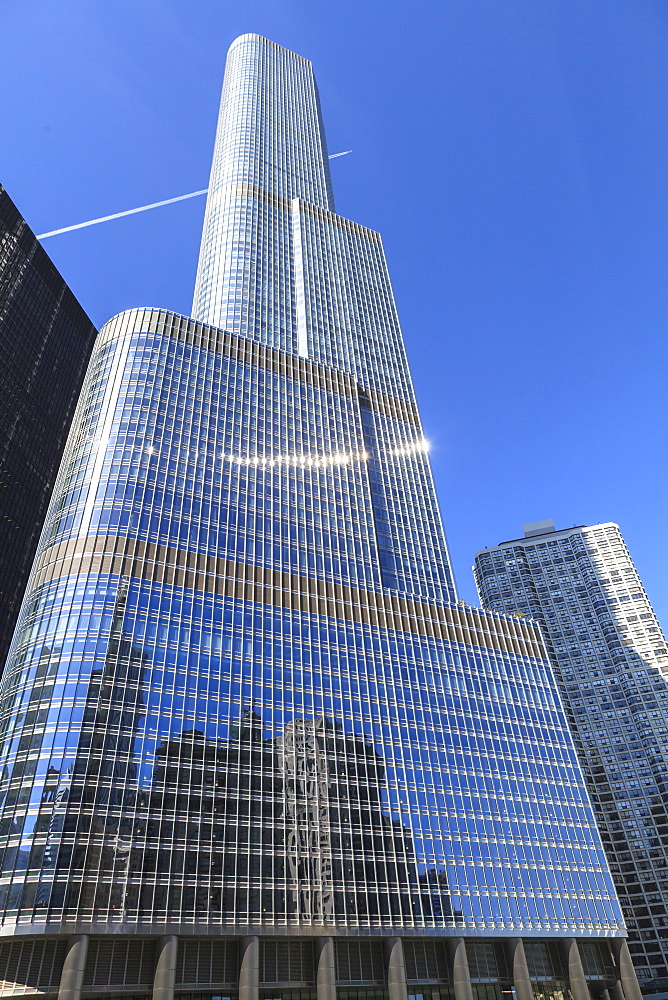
xmin=475 ymin=522 xmax=668 ymax=985
xmin=0 ymin=305 xmax=622 ymax=934
xmin=193 ymin=34 xmax=335 ymax=343
xmin=0 ymin=185 xmax=98 ymax=673
xmin=0 ymin=31 xmax=636 ymax=1000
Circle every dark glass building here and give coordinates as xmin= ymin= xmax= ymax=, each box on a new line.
xmin=0 ymin=35 xmax=643 ymax=1000
xmin=0 ymin=185 xmax=98 ymax=672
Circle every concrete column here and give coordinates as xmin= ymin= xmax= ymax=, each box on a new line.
xmin=58 ymin=935 xmax=89 ymax=1000
xmin=386 ymin=937 xmax=408 ymax=1000
xmin=316 ymin=937 xmax=336 ymax=1000
xmin=504 ymin=938 xmax=534 ymax=1000
xmin=153 ymin=935 xmax=178 ymax=1000
xmin=239 ymin=935 xmax=260 ymax=1000
xmin=611 ymin=939 xmax=643 ymax=1000
xmin=558 ymin=938 xmax=590 ymax=1000
xmin=609 ymin=983 xmax=625 ymax=1000
xmin=446 ymin=937 xmax=473 ymax=1000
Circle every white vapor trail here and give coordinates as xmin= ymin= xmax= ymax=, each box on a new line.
xmin=37 ymin=189 xmax=209 ymax=239
xmin=36 ymin=152 xmax=352 ymax=239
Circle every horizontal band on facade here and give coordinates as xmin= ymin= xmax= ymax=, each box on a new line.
xmin=291 ymin=195 xmax=383 ymax=246
xmin=100 ymin=309 xmax=420 ymax=427
xmin=0 ymin=926 xmax=630 ymax=941
xmin=29 ymin=533 xmax=545 ymax=660
xmin=203 ymin=181 xmax=382 ymax=246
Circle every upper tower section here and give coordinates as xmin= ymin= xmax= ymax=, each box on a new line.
xmin=212 ymin=34 xmax=334 ymax=208
xmin=193 ymin=35 xmax=335 ymax=332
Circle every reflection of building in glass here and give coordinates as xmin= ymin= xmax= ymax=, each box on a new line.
xmin=279 ymin=716 xmax=443 ymax=923
xmin=146 ymin=710 xmax=285 ymax=923
xmin=118 ymin=710 xmax=451 ymax=928
xmin=0 ymin=33 xmax=642 ymax=1000
xmin=475 ymin=520 xmax=668 ymax=989
xmin=44 ymin=581 xmax=151 ymax=919
xmin=0 ymin=186 xmax=98 ymax=673
xmin=280 ymin=716 xmax=335 ymax=920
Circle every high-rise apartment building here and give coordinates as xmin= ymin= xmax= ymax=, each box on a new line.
xmin=475 ymin=520 xmax=668 ymax=987
xmin=0 ymin=186 xmax=98 ymax=673
xmin=0 ymin=36 xmax=641 ymax=1000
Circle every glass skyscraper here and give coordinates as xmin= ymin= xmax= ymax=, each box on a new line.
xmin=0 ymin=34 xmax=641 ymax=1000
xmin=475 ymin=520 xmax=668 ymax=988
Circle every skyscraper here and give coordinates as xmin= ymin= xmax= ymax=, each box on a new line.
xmin=0 ymin=35 xmax=641 ymax=1000
xmin=475 ymin=520 xmax=668 ymax=987
xmin=0 ymin=186 xmax=98 ymax=673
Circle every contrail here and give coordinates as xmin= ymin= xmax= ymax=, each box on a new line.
xmin=37 ymin=151 xmax=352 ymax=240
xmin=37 ymin=189 xmax=209 ymax=240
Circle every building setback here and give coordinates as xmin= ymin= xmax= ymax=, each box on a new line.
xmin=0 ymin=36 xmax=641 ymax=1000
xmin=475 ymin=520 xmax=668 ymax=987
xmin=0 ymin=186 xmax=98 ymax=673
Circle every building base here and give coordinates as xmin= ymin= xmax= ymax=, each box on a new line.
xmin=0 ymin=933 xmax=640 ymax=1000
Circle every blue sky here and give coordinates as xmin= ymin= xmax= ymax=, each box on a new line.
xmin=2 ymin=0 xmax=667 ymax=621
